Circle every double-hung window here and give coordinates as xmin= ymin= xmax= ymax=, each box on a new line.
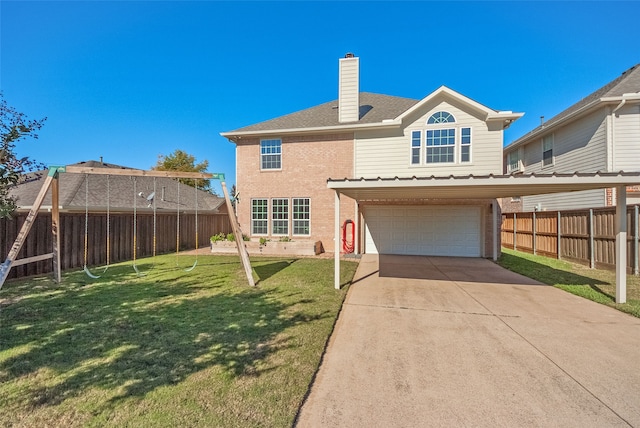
xmin=411 ymin=131 xmax=421 ymax=164
xmin=507 ymin=150 xmax=522 ymax=173
xmin=261 ymin=139 xmax=282 ymax=170
xmin=251 ymin=199 xmax=268 ymax=235
xmin=292 ymin=198 xmax=311 ymax=236
xmin=271 ymin=198 xmax=289 ymax=235
xmin=460 ymin=127 xmax=471 ymax=162
xmin=426 ymin=128 xmax=455 ymax=163
xmin=542 ymin=135 xmax=554 ymax=167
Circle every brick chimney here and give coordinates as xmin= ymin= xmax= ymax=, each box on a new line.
xmin=338 ymin=53 xmax=359 ymax=123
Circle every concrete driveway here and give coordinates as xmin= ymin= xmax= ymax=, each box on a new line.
xmin=295 ymin=254 xmax=640 ymax=427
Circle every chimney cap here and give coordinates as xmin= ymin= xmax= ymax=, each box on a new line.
xmin=344 ymin=52 xmax=355 ymax=58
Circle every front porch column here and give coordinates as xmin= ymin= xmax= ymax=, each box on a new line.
xmin=334 ymin=190 xmax=341 ymax=290
xmin=616 ymin=186 xmax=627 ymax=304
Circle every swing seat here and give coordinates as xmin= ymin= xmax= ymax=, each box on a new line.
xmin=133 ymin=263 xmax=147 ymax=277
xmin=184 ymin=260 xmax=198 ymax=272
xmin=84 ymin=265 xmax=107 ymax=279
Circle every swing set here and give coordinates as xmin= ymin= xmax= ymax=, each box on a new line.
xmin=0 ymin=165 xmax=255 ymax=289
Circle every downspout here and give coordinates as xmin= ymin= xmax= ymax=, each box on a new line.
xmin=610 ymin=99 xmax=625 ymax=173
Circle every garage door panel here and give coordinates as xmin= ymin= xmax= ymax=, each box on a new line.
xmin=364 ymin=205 xmax=481 ymax=257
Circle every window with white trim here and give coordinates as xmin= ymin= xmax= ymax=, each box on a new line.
xmin=271 ymin=198 xmax=289 ymax=235
xmin=507 ymin=150 xmax=522 ymax=173
xmin=251 ymin=199 xmax=268 ymax=234
xmin=292 ymin=198 xmax=311 ymax=236
xmin=411 ymin=131 xmax=421 ymax=165
xmin=427 ymin=111 xmax=455 ymax=124
xmin=461 ymin=127 xmax=471 ymax=162
xmin=426 ymin=128 xmax=455 ymax=163
xmin=261 ymin=139 xmax=282 ymax=170
xmin=542 ymin=135 xmax=553 ymax=167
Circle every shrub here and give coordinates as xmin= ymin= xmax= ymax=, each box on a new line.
xmin=227 ymin=233 xmax=236 ymax=242
xmin=278 ymin=236 xmax=292 ymax=242
xmin=210 ymin=232 xmax=225 ymax=243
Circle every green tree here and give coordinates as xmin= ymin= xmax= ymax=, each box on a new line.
xmin=0 ymin=93 xmax=47 ymax=219
xmin=152 ymin=149 xmax=212 ymax=193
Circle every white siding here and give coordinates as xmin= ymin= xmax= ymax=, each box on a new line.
xmin=523 ymin=189 xmax=606 ymax=211
xmin=613 ymin=104 xmax=640 ymax=172
xmin=338 ymin=57 xmax=359 ymax=123
xmin=522 ymin=109 xmax=608 ymax=174
xmin=354 ymin=101 xmax=503 ymax=178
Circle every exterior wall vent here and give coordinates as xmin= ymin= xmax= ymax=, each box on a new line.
xmin=339 ymin=54 xmax=359 ymax=123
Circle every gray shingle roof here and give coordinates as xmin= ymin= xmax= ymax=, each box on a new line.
xmin=511 ymin=63 xmax=640 ymax=146
xmin=10 ymin=160 xmax=225 ymax=213
xmin=225 ymin=92 xmax=420 ymax=133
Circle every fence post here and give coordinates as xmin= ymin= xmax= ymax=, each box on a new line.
xmin=589 ymin=208 xmax=595 ymax=269
xmin=557 ymin=211 xmax=562 ymax=260
xmin=635 ymin=205 xmax=639 ymax=276
xmin=532 ymin=211 xmax=537 ymax=255
xmin=513 ymin=212 xmax=517 ymax=251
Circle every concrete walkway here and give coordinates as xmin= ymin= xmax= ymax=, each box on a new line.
xmin=296 ymin=254 xmax=640 ymax=427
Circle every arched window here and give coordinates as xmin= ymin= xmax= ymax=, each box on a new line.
xmin=427 ymin=111 xmax=456 ymax=124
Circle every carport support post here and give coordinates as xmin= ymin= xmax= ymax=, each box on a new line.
xmin=334 ymin=190 xmax=341 ymax=290
xmin=615 ymin=186 xmax=627 ymax=304
xmin=492 ymin=200 xmax=498 ymax=261
xmin=634 ymin=205 xmax=639 ymax=276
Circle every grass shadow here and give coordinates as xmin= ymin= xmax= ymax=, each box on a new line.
xmin=0 ymin=255 xmax=328 ymax=414
xmin=497 ymin=250 xmax=620 ymax=305
xmin=253 ymin=258 xmax=298 ymax=283
xmin=498 ymin=252 xmax=608 ymax=287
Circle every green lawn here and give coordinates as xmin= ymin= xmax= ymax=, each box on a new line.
xmin=497 ymin=248 xmax=640 ymax=318
xmin=0 ymin=254 xmax=358 ymax=427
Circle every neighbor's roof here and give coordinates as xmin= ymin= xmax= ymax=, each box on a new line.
xmin=10 ymin=160 xmax=225 ymax=213
xmin=507 ymin=63 xmax=640 ymax=150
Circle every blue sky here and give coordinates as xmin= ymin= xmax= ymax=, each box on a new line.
xmin=2 ymin=1 xmax=639 ymax=193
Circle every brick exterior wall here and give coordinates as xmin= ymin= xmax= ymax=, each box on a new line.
xmin=235 ymin=133 xmax=356 ymax=253
xmin=606 ymin=187 xmax=614 ymax=206
xmin=499 ymin=196 xmax=523 ymax=213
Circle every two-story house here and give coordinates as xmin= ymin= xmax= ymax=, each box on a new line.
xmin=221 ymin=54 xmax=522 ymax=259
xmin=503 ymin=63 xmax=640 ymax=212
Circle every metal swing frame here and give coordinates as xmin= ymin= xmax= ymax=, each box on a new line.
xmin=0 ymin=165 xmax=255 ymax=289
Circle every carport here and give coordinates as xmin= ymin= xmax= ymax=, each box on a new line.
xmin=328 ymin=171 xmax=640 ymax=303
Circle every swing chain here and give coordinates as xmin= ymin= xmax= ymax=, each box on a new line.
xmin=84 ymin=174 xmax=89 ymax=265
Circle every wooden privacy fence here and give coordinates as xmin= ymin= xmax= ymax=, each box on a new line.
xmin=1 ymin=212 xmax=232 ymax=281
xmin=501 ymin=205 xmax=640 ymax=274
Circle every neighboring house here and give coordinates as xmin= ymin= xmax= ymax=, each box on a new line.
xmin=221 ymin=54 xmax=522 ymax=257
xmin=9 ymin=160 xmax=226 ymax=214
xmin=503 ymin=63 xmax=640 ymax=212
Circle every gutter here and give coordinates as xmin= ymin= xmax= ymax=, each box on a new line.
xmin=221 ymin=120 xmax=402 ymax=141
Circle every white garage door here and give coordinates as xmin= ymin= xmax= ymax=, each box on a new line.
xmin=364 ymin=205 xmax=481 ymax=257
